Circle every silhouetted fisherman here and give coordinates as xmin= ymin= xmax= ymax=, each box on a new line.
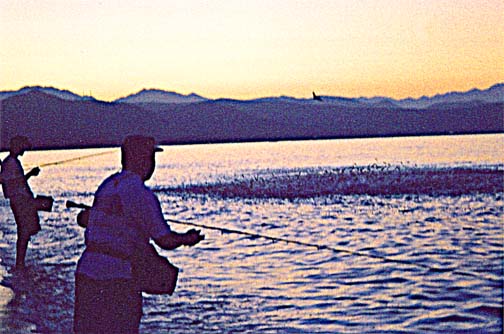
xmin=73 ymin=135 xmax=204 ymax=334
xmin=0 ymin=136 xmax=53 ymax=269
xmin=312 ymin=91 xmax=323 ymax=101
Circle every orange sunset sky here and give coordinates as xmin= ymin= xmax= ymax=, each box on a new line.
xmin=1 ymin=0 xmax=503 ymax=101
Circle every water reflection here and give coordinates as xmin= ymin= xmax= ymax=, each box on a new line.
xmin=0 ymin=135 xmax=502 ymax=333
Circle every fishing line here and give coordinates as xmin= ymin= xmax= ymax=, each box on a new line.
xmin=32 ymin=149 xmax=117 ymax=169
xmin=165 ymin=218 xmax=497 ymax=283
xmin=65 ymin=200 xmax=498 ymax=284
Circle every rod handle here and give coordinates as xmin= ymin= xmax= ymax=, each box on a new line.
xmin=66 ymin=200 xmax=91 ymax=210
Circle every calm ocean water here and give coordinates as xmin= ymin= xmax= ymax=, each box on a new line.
xmin=0 ymin=134 xmax=503 ymax=333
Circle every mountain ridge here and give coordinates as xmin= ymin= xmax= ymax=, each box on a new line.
xmin=1 ymin=83 xmax=503 ymax=109
xmin=1 ymin=84 xmax=502 ymax=151
xmin=115 ymin=88 xmax=207 ymax=104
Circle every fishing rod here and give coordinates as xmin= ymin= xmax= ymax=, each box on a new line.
xmin=66 ymin=200 xmax=92 ymax=210
xmin=66 ymin=201 xmax=397 ymax=263
xmin=65 ymin=200 xmax=497 ymax=283
xmin=28 ymin=149 xmax=118 ymax=169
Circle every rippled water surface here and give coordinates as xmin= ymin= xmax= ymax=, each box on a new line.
xmin=0 ymin=134 xmax=503 ymax=333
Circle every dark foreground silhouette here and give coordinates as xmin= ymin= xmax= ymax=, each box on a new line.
xmin=0 ymin=136 xmax=53 ymax=269
xmin=73 ymin=135 xmax=204 ymax=333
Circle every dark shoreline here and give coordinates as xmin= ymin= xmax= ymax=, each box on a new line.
xmin=1 ymin=131 xmax=502 ymax=153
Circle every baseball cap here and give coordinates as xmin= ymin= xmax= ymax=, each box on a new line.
xmin=121 ymin=135 xmax=163 ymax=158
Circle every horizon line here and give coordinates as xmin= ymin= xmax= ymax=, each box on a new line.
xmin=1 ymin=81 xmax=503 ymax=103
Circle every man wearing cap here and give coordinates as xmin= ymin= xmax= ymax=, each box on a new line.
xmin=74 ymin=135 xmax=204 ymax=334
xmin=0 ymin=136 xmax=47 ymax=269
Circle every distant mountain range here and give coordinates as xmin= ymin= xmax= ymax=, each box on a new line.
xmin=0 ymin=84 xmax=502 ymax=150
xmin=114 ymin=89 xmax=207 ymax=104
xmin=1 ymin=83 xmax=503 ymax=108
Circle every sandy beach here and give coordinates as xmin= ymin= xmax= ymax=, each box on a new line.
xmin=0 ymin=269 xmax=15 ymax=322
xmin=0 ymin=263 xmax=33 ymax=333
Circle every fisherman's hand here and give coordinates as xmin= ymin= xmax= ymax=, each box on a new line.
xmin=77 ymin=209 xmax=90 ymax=228
xmin=28 ymin=167 xmax=41 ymax=177
xmin=184 ymin=229 xmax=205 ymax=246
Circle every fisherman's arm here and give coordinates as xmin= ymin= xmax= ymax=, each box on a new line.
xmin=74 ymin=206 xmax=205 ymax=247
xmin=143 ymin=190 xmax=204 ymax=250
xmin=154 ymin=229 xmax=204 ymax=250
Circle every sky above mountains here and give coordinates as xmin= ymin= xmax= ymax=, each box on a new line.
xmin=1 ymin=1 xmax=503 ymax=102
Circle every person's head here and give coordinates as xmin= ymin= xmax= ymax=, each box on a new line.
xmin=121 ymin=135 xmax=163 ymax=181
xmin=9 ymin=136 xmax=32 ymax=156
